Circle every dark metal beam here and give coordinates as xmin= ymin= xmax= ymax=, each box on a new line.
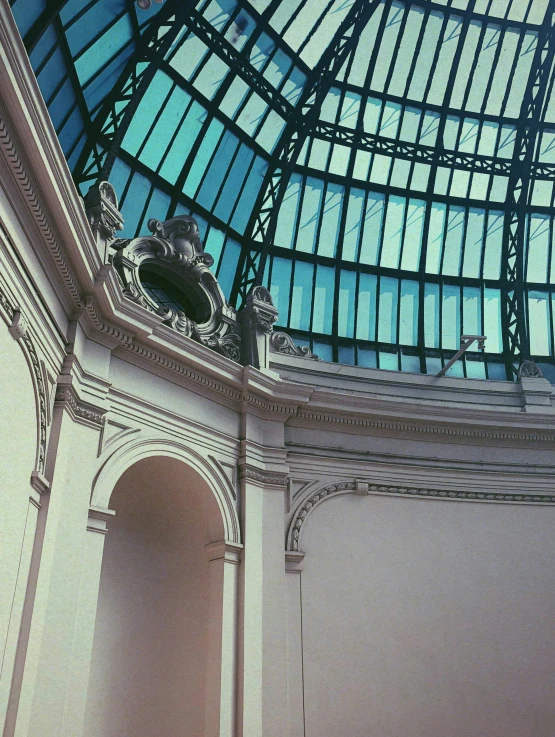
xmin=501 ymin=1 xmax=555 ymax=379
xmin=229 ymin=0 xmax=382 ymax=307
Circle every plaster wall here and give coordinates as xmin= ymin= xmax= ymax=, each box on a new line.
xmin=85 ymin=456 xmax=222 ymax=737
xmin=298 ymin=493 xmax=555 ymax=737
xmin=0 ymin=326 xmax=38 ymax=725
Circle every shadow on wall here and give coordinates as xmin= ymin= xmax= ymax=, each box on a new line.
xmin=84 ymin=456 xmax=223 ymax=737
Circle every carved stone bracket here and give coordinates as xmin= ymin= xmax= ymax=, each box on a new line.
xmin=270 ymin=331 xmax=319 ymax=360
xmin=287 ymin=480 xmax=555 ymax=552
xmin=55 ymin=385 xmax=106 ymax=427
xmin=519 ymin=360 xmax=543 ymax=379
xmin=238 ymin=286 xmax=278 ymax=369
xmin=84 ymin=181 xmax=124 ymax=258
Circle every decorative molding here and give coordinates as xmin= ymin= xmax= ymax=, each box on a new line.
xmin=54 ymin=385 xmax=106 ymax=427
xmin=294 ymin=410 xmax=555 ymax=443
xmin=0 ymin=115 xmax=81 ymax=305
xmin=0 ymin=286 xmax=47 ymax=473
xmin=287 ymin=481 xmax=555 ymax=552
xmin=285 ymin=550 xmax=305 ymax=573
xmin=8 ymin=306 xmax=28 ymax=339
xmin=204 ymin=540 xmax=243 ymax=564
xmin=87 ymin=505 xmax=115 ymax=535
xmin=239 ymin=464 xmax=289 ymax=487
xmin=82 ymin=296 xmax=134 ymax=347
xmin=270 ymin=331 xmax=319 ymax=360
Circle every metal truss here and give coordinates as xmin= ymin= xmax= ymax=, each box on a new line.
xmin=313 ymin=122 xmax=555 ymax=181
xmin=501 ymin=1 xmax=555 ymax=378
xmin=229 ymin=0 xmax=382 ymax=307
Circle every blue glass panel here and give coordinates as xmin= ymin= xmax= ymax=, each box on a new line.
xmin=483 ymin=288 xmax=501 ymax=353
xmin=196 ymin=131 xmax=239 ymax=210
xmin=318 ymin=184 xmax=343 ymax=259
xmin=378 ymin=277 xmax=398 ymax=344
xmin=527 ymin=214 xmax=550 ymax=283
xmin=160 ymin=101 xmax=207 ymax=183
xmin=182 ymin=118 xmax=224 ymax=197
xmin=442 ymin=284 xmax=460 ymax=350
xmin=462 ymin=208 xmax=485 ymax=278
xmin=123 ymin=72 xmax=173 ymax=156
xmin=83 ymin=41 xmax=135 ymax=112
xmin=297 ymin=178 xmax=324 ymax=254
xmin=338 ymin=345 xmax=355 ymax=365
xmin=204 ymin=0 xmax=237 ymax=32
xmin=399 ymin=280 xmax=419 ymax=346
xmin=204 ymin=226 xmax=226 ymax=269
xmin=106 ymin=158 xmax=131 ymax=205
xmin=483 ymin=210 xmax=503 ymax=279
xmin=462 ymin=286 xmax=481 ymax=335
xmin=49 ymin=78 xmax=75 ymax=131
xmin=67 ymin=133 xmax=87 ymax=171
xmin=275 ymin=175 xmax=302 ymax=249
xmin=66 ymin=1 xmax=127 ymax=56
xmin=359 ymin=193 xmax=384 ymax=265
xmin=57 ymin=107 xmax=84 ymax=153
xmin=214 ymin=144 xmax=254 ymax=223
xmin=379 ymin=350 xmax=399 ymax=370
xmin=12 ymin=0 xmax=47 ymax=38
xmin=357 ymin=347 xmax=377 ymax=368
xmin=230 ymin=155 xmax=267 ymax=234
xmin=313 ymin=341 xmax=333 ymax=362
xmin=140 ymin=188 xmax=171 ymax=233
xmin=356 ymin=273 xmax=377 ymax=341
xmin=290 ymin=262 xmax=314 ymax=331
xmin=170 ymin=34 xmax=208 ymax=80
xmin=193 ymin=53 xmax=229 ymax=100
xmin=270 ymin=257 xmax=293 ymax=326
xmin=29 ymin=25 xmax=57 ymax=69
xmin=139 ymin=86 xmax=192 ymax=171
xmin=401 ymin=353 xmax=421 ymax=373
xmin=380 ymin=196 xmax=405 ymax=269
xmin=216 ymin=238 xmax=241 ymax=298
xmin=424 ymin=282 xmax=440 ymax=347
xmin=120 ymin=172 xmax=151 ymax=237
xmin=264 ymin=48 xmax=292 ymax=88
xmin=282 ymin=67 xmax=307 ymax=105
xmin=312 ymin=266 xmax=334 ymax=335
xmin=338 ymin=270 xmax=356 ymax=338
xmin=74 ymin=14 xmax=133 ymax=85
xmin=343 ymin=189 xmax=364 ymax=262
xmin=37 ymin=47 xmax=66 ymax=103
xmin=251 ymin=32 xmax=274 ymax=70
xmin=224 ymin=9 xmax=256 ymax=49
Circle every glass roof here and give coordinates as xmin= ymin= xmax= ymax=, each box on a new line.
xmin=10 ymin=0 xmax=555 ymax=380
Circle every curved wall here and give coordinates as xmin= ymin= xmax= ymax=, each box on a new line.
xmin=299 ymin=492 xmax=555 ymax=737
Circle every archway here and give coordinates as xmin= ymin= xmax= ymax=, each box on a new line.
xmin=84 ymin=455 xmax=229 ymax=737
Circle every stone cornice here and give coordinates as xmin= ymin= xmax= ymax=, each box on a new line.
xmin=287 ymin=481 xmax=555 ymax=553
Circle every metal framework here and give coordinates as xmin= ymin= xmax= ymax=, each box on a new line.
xmin=13 ymin=0 xmax=555 ymax=379
xmin=229 ymin=0 xmax=382 ymax=307
xmin=501 ymin=0 xmax=555 ymax=378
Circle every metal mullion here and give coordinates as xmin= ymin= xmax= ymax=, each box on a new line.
xmin=69 ymin=10 xmax=129 ymax=65
xmin=23 ymin=0 xmax=70 ymax=53
xmin=132 ymin=83 xmax=176 ymax=162
xmin=154 ymin=96 xmax=195 ymax=176
xmin=479 ymin=26 xmax=510 ymax=122
xmin=296 ymin=0 xmax=336 ymax=59
xmin=359 ymin=0 xmax=394 ymax=138
xmin=401 ymin=4 xmax=432 ymax=98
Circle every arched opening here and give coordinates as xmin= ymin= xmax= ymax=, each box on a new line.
xmin=84 ymin=455 xmax=225 ymax=737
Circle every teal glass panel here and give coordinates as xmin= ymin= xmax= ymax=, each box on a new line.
xmin=83 ymin=41 xmax=135 ymax=112
xmin=356 ymin=273 xmax=377 ymax=342
xmin=462 ymin=286 xmax=482 ymax=335
xmin=182 ymin=118 xmax=224 ymax=197
xmin=120 ymin=172 xmax=151 ymax=236
xmin=462 ymin=208 xmax=485 ymax=278
xmin=483 ymin=211 xmax=503 ymax=279
xmin=297 ymin=178 xmax=324 ymax=254
xmin=74 ymin=14 xmax=133 ymax=85
xmin=312 ymin=266 xmax=334 ymax=335
xmin=29 ymin=25 xmax=57 ymax=68
xmin=378 ymin=277 xmax=399 ymax=344
xmin=290 ymin=262 xmax=314 ymax=331
xmin=442 ymin=284 xmax=461 ymax=350
xmin=275 ymin=175 xmax=302 ymax=249
xmin=359 ymin=193 xmax=385 ymax=266
xmin=528 ymin=291 xmax=551 ymax=355
xmin=270 ymin=257 xmax=293 ymax=326
xmin=338 ymin=270 xmax=356 ymax=338
xmin=251 ymin=32 xmax=274 ymax=71
xmin=160 ymin=101 xmax=207 ymax=183
xmin=400 ymin=199 xmax=425 ymax=271
xmin=37 ymin=47 xmax=66 ymax=102
xmin=424 ymin=282 xmax=440 ymax=348
xmin=12 ymin=0 xmax=47 ymax=37
xmin=380 ymin=196 xmax=406 ymax=269
xmin=139 ymin=86 xmax=192 ymax=171
xmin=204 ymin=226 xmax=226 ymax=270
xmin=49 ymin=78 xmax=76 ymax=131
xmin=216 ymin=239 xmax=241 ymax=298
xmin=442 ymin=206 xmax=465 ymax=276
xmin=399 ymin=280 xmax=419 ymax=346
xmin=196 ymin=131 xmax=240 ymax=210
xmin=527 ymin=214 xmax=550 ymax=283
xmin=123 ymin=73 xmax=173 ymax=157
xmin=483 ymin=288 xmax=502 ymax=353
xmin=230 ymin=155 xmax=267 ymax=234
xmin=214 ymin=144 xmax=254 ymax=223
xmin=318 ymin=184 xmax=343 ymax=258
xmin=343 ymin=189 xmax=364 ymax=262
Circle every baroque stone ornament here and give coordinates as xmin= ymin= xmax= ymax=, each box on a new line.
xmin=84 ymin=181 xmax=124 ymax=246
xmin=519 ymin=360 xmax=543 ymax=379
xmin=104 ymin=208 xmax=242 ymax=362
xmin=270 ymin=331 xmax=319 ymax=360
xmin=286 ymin=481 xmax=555 ymax=552
xmin=55 ymin=386 xmax=106 ymax=427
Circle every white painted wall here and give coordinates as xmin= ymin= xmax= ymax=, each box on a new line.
xmin=299 ymin=494 xmax=555 ymax=737
xmin=84 ymin=456 xmax=223 ymax=737
xmin=0 ymin=326 xmax=38 ymax=725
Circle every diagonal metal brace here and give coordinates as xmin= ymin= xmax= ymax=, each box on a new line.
xmin=436 ymin=335 xmax=487 ymax=377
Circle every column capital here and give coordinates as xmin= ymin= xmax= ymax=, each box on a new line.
xmin=205 ymin=540 xmax=243 ymax=564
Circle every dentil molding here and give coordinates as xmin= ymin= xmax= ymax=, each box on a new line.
xmin=287 ymin=480 xmax=555 ymax=552
xmin=239 ymin=464 xmax=289 ymax=487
